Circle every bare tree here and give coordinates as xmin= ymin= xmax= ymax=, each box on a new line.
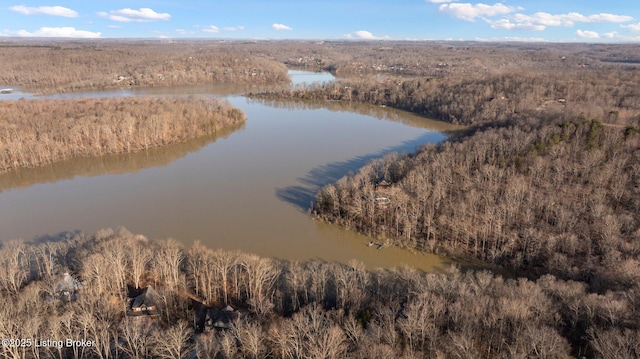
xmin=0 ymin=240 xmax=30 ymax=295
xmin=242 ymin=254 xmax=279 ymax=317
xmin=590 ymin=328 xmax=640 ymax=359
xmin=152 ymin=239 xmax=184 ymax=291
xmin=334 ymin=259 xmax=369 ymax=312
xmin=194 ymin=332 xmax=221 ymax=359
xmin=522 ymin=324 xmax=572 ymax=359
xmin=233 ymin=319 xmax=264 ymax=359
xmin=118 ymin=318 xmax=156 ymax=359
xmin=151 ymin=320 xmax=193 ymax=359
xmin=126 ymin=235 xmax=152 ymax=290
xmin=284 ymin=305 xmax=347 ymax=359
xmin=212 ymin=249 xmax=239 ymax=305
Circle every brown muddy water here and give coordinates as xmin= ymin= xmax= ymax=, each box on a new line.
xmin=0 ymin=72 xmax=458 ymax=271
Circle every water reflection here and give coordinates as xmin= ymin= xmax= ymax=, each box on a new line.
xmin=288 ymin=70 xmax=335 ymax=86
xmin=0 ymin=69 xmax=332 ymax=100
xmin=276 ymin=131 xmax=443 ymax=212
xmin=0 ymin=123 xmax=243 ymax=193
xmin=0 ymin=71 xmax=459 ymax=271
xmin=0 ymin=85 xmax=33 ymax=100
xmin=249 ymin=97 xmax=459 ymax=132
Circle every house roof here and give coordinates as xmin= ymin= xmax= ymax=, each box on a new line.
xmin=211 ymin=305 xmax=238 ymax=329
xmin=131 ymin=286 xmax=160 ymax=309
xmin=52 ymin=273 xmax=84 ymax=302
xmin=54 ymin=272 xmax=83 ymax=294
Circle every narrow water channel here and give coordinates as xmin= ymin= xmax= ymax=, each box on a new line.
xmin=0 ymin=72 xmax=457 ymax=271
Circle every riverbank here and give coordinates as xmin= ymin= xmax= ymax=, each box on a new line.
xmin=0 ymin=96 xmax=245 ymax=172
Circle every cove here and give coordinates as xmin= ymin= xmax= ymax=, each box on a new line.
xmin=0 ymin=71 xmax=458 ymax=271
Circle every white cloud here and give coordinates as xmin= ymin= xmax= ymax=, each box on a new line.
xmin=502 ymin=36 xmax=547 ymax=42
xmin=10 ymin=27 xmax=101 ymax=38
xmin=622 ymin=23 xmax=640 ymax=33
xmin=486 ymin=18 xmax=545 ymax=31
xmin=202 ymin=25 xmax=245 ymax=33
xmin=97 ymin=8 xmax=170 ymax=22
xmin=355 ymin=30 xmax=376 ymax=39
xmin=203 ymin=25 xmax=220 ymax=33
xmin=353 ymin=30 xmax=390 ymax=40
xmin=475 ymin=36 xmax=547 ymax=42
xmin=485 ymin=11 xmax=634 ymax=32
xmin=511 ymin=12 xmax=632 ymax=28
xmin=272 ymin=23 xmax=292 ymax=31
xmin=439 ymin=3 xmax=516 ymax=21
xmin=603 ymin=31 xmax=618 ymax=39
xmin=587 ymin=14 xmax=634 ymax=23
xmin=9 ymin=5 xmax=78 ymax=17
xmin=576 ymin=29 xmax=600 ymax=39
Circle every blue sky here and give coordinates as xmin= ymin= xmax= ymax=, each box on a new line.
xmin=1 ymin=1 xmax=640 ymax=42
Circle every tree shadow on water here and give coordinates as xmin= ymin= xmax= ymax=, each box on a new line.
xmin=276 ymin=131 xmax=443 ymax=212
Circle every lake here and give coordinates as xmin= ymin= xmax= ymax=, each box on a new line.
xmin=0 ymin=71 xmax=458 ymax=271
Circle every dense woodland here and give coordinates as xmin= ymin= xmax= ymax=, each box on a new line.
xmin=2 ymin=40 xmax=640 ymax=357
xmin=0 ymin=96 xmax=245 ymax=172
xmin=3 ymin=40 xmax=640 ymax=95
xmin=1 ymin=228 xmax=638 ymax=358
xmin=252 ymin=67 xmax=640 ymax=127
xmin=251 ymin=45 xmax=640 ymax=282
xmin=0 ymin=41 xmax=289 ymax=94
xmin=252 ymin=41 xmax=640 ymax=357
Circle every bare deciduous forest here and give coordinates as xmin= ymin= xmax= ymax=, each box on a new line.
xmin=253 ymin=41 xmax=640 ymax=357
xmin=0 ymin=97 xmax=245 ymax=172
xmin=1 ymin=228 xmax=638 ymax=358
xmin=0 ymin=40 xmax=289 ymax=94
xmin=2 ymin=40 xmax=640 ymax=358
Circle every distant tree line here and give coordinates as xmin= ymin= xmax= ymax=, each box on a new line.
xmin=251 ymin=67 xmax=640 ymax=127
xmin=5 ymin=39 xmax=640 ymax=95
xmin=0 ymin=41 xmax=289 ymax=94
xmin=1 ymin=228 xmax=638 ymax=358
xmin=0 ymin=96 xmax=245 ymax=172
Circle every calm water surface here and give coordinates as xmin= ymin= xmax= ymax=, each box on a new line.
xmin=0 ymin=72 xmax=457 ymax=271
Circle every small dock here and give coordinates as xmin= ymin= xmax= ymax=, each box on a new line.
xmin=368 ymin=241 xmax=385 ymax=250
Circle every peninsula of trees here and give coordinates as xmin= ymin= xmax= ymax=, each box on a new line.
xmin=0 ymin=96 xmax=245 ymax=172
xmin=0 ymin=40 xmax=297 ymax=173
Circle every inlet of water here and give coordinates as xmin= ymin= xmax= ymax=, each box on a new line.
xmin=0 ymin=71 xmax=458 ymax=271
